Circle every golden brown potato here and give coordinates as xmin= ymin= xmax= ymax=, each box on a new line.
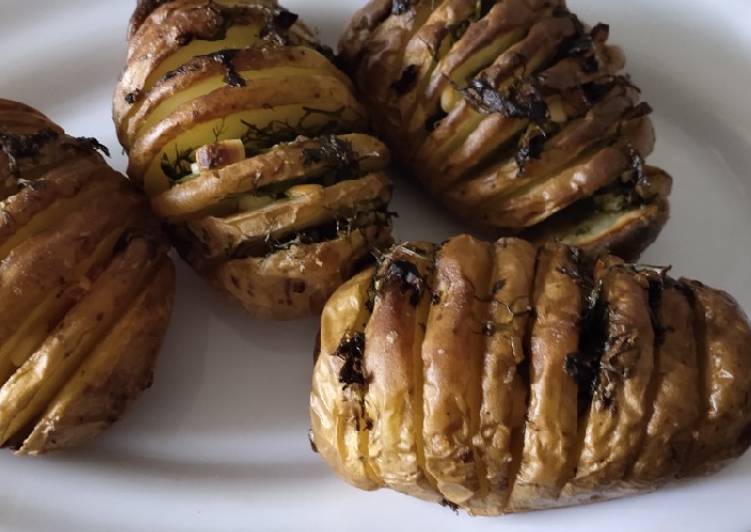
xmin=340 ymin=1 xmax=673 ymax=259
xmin=115 ymin=0 xmax=394 ymax=320
xmin=0 ymin=99 xmax=175 ymax=455
xmin=310 ymin=235 xmax=751 ymax=515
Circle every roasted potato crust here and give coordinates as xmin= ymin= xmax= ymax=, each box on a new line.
xmin=115 ymin=0 xmax=394 ymax=320
xmin=340 ymin=1 xmax=673 ymax=258
xmin=0 ymin=99 xmax=175 ymax=454
xmin=311 ymin=235 xmax=751 ymax=515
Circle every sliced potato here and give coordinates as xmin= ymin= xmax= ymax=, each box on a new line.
xmin=19 ymin=259 xmax=175 ymax=455
xmin=421 ymin=235 xmax=493 ymax=507
xmin=364 ymin=242 xmax=441 ymax=501
xmin=510 ymin=244 xmax=583 ymax=511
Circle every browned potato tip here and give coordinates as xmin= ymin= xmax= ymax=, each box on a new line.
xmin=0 ymin=99 xmax=175 ymax=455
xmin=310 ymin=234 xmax=751 ymax=515
xmin=114 ymin=0 xmax=394 ymax=319
xmin=339 ymin=0 xmax=673 ymax=260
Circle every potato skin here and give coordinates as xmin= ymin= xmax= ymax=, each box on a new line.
xmin=0 ymin=99 xmax=175 ymax=454
xmin=310 ymin=235 xmax=751 ymax=515
xmin=115 ymin=1 xmax=394 ymax=320
xmin=340 ymin=1 xmax=673 ymax=259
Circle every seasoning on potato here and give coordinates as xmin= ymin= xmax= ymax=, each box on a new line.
xmin=310 ymin=234 xmax=751 ymax=515
xmin=339 ymin=0 xmax=673 ymax=260
xmin=0 ymin=98 xmax=175 ymax=455
xmin=114 ymin=0 xmax=394 ymax=319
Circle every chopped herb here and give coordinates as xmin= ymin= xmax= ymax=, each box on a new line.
xmin=160 ymin=146 xmax=194 ymax=182
xmin=335 ymin=332 xmax=367 ymax=388
xmin=209 ymin=49 xmax=246 ymax=87
xmin=302 ymin=135 xmax=360 ymax=180
xmin=261 ymin=7 xmax=299 ymax=45
xmin=70 ymin=137 xmax=110 ymax=157
xmin=392 ymin=0 xmax=416 ymax=15
xmin=124 ymin=89 xmax=142 ymax=105
xmin=464 ymin=77 xmax=548 ymax=124
xmin=439 ymin=498 xmax=460 ymax=513
xmin=378 ymin=259 xmax=425 ymax=306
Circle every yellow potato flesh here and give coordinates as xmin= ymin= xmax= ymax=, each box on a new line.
xmin=135 ymin=67 xmax=333 ymax=140
xmin=144 ymin=103 xmax=364 ymax=195
xmin=125 ymin=25 xmax=264 ymax=126
xmin=560 ymin=206 xmax=649 ymax=246
xmin=0 ymin=227 xmax=125 ymax=383
xmin=443 ymin=30 xmax=525 ymax=97
xmin=314 ymin=269 xmax=380 ymax=489
xmin=143 ymin=25 xmax=263 ymax=94
xmin=0 ymin=182 xmax=117 ymax=261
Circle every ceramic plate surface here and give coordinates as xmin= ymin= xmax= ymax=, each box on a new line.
xmin=1 ymin=1 xmax=750 ymax=531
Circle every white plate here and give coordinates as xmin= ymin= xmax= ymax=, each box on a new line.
xmin=1 ymin=1 xmax=751 ymax=531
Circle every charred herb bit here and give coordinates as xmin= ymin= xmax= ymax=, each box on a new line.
xmin=379 ymin=259 xmax=425 ymax=306
xmin=625 ymin=144 xmax=648 ymax=187
xmin=209 ymin=49 xmax=246 ymax=88
xmin=240 ymin=106 xmax=346 ymax=156
xmin=124 ymin=89 xmax=142 ymax=105
xmin=439 ymin=498 xmax=460 ymax=513
xmin=308 ymin=429 xmax=318 ymax=454
xmin=261 ymin=7 xmax=299 ymax=45
xmin=302 ymin=135 xmax=361 ymax=180
xmin=464 ymin=77 xmax=548 ymax=125
xmin=0 ymin=129 xmax=60 ymax=175
xmin=515 ymin=121 xmax=560 ymax=175
xmin=391 ymin=65 xmax=419 ymax=95
xmin=565 ymin=278 xmax=607 ymax=415
xmin=392 ymin=0 xmax=417 ymax=15
xmin=68 ymin=137 xmax=111 ymax=157
xmin=335 ymin=331 xmax=367 ymax=388
xmin=160 ymin=146 xmax=194 ymax=182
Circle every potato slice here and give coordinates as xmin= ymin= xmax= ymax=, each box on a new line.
xmin=187 ymin=172 xmax=391 ymax=259
xmin=628 ymin=282 xmax=700 ymax=485
xmin=152 ymin=134 xmax=390 ymax=219
xmin=209 ymin=225 xmax=392 ymax=321
xmin=130 ymin=73 xmax=366 ymax=189
xmin=474 ymin=238 xmax=537 ymax=514
xmin=682 ymin=280 xmax=751 ymax=474
xmin=509 ymin=244 xmax=584 ymax=511
xmin=19 ymin=258 xmax=175 ymax=455
xmin=562 ymin=264 xmax=655 ymax=503
xmin=310 ymin=268 xmax=380 ymax=490
xmin=421 ymin=235 xmax=493 ymax=507
xmin=126 ymin=46 xmax=352 ymax=147
xmin=0 ymin=236 xmax=165 ymax=446
xmin=0 ymin=160 xmax=113 ymax=260
xmin=364 ymin=242 xmax=441 ymax=501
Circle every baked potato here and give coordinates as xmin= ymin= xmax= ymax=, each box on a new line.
xmin=340 ymin=0 xmax=672 ymax=260
xmin=310 ymin=234 xmax=751 ymax=515
xmin=114 ymin=0 xmax=394 ymax=319
xmin=0 ymin=99 xmax=175 ymax=455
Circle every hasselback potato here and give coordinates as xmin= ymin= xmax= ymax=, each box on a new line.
xmin=310 ymin=234 xmax=751 ymax=515
xmin=340 ymin=0 xmax=672 ymax=260
xmin=114 ymin=0 xmax=394 ymax=319
xmin=0 ymin=99 xmax=175 ymax=455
